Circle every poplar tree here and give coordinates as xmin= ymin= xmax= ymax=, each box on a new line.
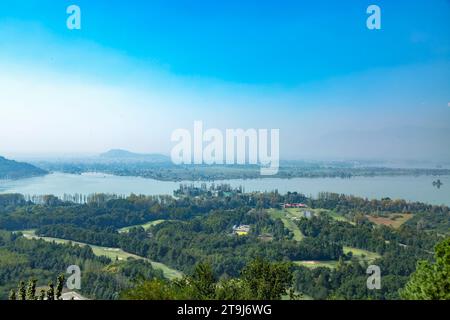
xmin=47 ymin=283 xmax=55 ymax=301
xmin=26 ymin=279 xmax=37 ymax=300
xmin=56 ymin=274 xmax=65 ymax=300
xmin=9 ymin=290 xmax=16 ymax=300
xmin=17 ymin=281 xmax=26 ymax=300
xmin=38 ymin=289 xmax=46 ymax=300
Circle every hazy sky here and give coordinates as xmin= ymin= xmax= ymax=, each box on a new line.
xmin=0 ymin=0 xmax=449 ymax=161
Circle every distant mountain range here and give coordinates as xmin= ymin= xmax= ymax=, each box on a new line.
xmin=0 ymin=156 xmax=48 ymax=180
xmin=99 ymin=149 xmax=170 ymax=163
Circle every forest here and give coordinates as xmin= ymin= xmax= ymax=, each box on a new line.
xmin=0 ymin=190 xmax=448 ymax=300
xmin=0 ymin=156 xmax=47 ymax=180
xmin=0 ymin=230 xmax=164 ymax=299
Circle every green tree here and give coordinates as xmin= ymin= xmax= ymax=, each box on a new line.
xmin=9 ymin=290 xmax=16 ymax=301
xmin=241 ymin=258 xmax=293 ymax=300
xmin=122 ymin=259 xmax=294 ymax=300
xmin=400 ymin=237 xmax=450 ymax=300
xmin=120 ymin=279 xmax=186 ymax=300
xmin=189 ymin=263 xmax=216 ymax=299
xmin=215 ymin=278 xmax=251 ymax=300
xmin=47 ymin=283 xmax=55 ymax=301
xmin=26 ymin=279 xmax=37 ymax=300
xmin=55 ymin=274 xmax=65 ymax=300
xmin=38 ymin=289 xmax=46 ymax=300
xmin=17 ymin=281 xmax=26 ymax=300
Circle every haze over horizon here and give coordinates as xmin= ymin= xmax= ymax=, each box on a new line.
xmin=1 ymin=0 xmax=449 ymax=162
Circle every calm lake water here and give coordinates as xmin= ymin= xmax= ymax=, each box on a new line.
xmin=0 ymin=172 xmax=449 ymax=206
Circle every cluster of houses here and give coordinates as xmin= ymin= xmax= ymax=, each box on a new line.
xmin=232 ymin=224 xmax=250 ymax=236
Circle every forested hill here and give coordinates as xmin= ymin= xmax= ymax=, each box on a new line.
xmin=0 ymin=156 xmax=47 ymax=180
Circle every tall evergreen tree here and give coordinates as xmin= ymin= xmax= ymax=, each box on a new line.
xmin=9 ymin=290 xmax=16 ymax=301
xmin=190 ymin=263 xmax=216 ymax=299
xmin=56 ymin=274 xmax=65 ymax=300
xmin=38 ymin=289 xmax=46 ymax=301
xmin=26 ymin=279 xmax=37 ymax=300
xmin=47 ymin=283 xmax=55 ymax=301
xmin=17 ymin=281 xmax=26 ymax=301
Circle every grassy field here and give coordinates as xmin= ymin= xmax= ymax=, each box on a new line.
xmin=326 ymin=211 xmax=355 ymax=224
xmin=268 ymin=207 xmax=353 ymax=241
xmin=366 ymin=213 xmax=413 ymax=229
xmin=118 ymin=219 xmax=166 ymax=233
xmin=268 ymin=207 xmax=381 ymax=269
xmin=267 ymin=208 xmax=304 ymax=241
xmin=284 ymin=207 xmax=328 ymax=219
xmin=343 ymin=246 xmax=381 ymax=262
xmin=283 ymin=208 xmax=305 ymax=217
xmin=286 ymin=207 xmax=354 ymax=224
xmin=19 ymin=230 xmax=183 ymax=280
xmin=293 ymin=260 xmax=339 ymax=269
xmin=294 ymin=247 xmax=380 ymax=270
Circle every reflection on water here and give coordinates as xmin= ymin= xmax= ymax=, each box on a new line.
xmin=0 ymin=172 xmax=449 ymax=206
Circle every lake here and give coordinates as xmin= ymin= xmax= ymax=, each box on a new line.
xmin=0 ymin=172 xmax=449 ymax=206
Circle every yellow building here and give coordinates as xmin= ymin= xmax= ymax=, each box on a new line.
xmin=233 ymin=225 xmax=250 ymax=236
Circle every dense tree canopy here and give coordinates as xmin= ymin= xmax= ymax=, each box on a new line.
xmin=400 ymin=237 xmax=450 ymax=300
xmin=121 ymin=259 xmax=293 ymax=300
xmin=1 ymin=190 xmax=448 ymax=300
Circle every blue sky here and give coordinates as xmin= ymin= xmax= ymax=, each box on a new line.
xmin=2 ymin=0 xmax=449 ymax=85
xmin=0 ymin=0 xmax=449 ymax=160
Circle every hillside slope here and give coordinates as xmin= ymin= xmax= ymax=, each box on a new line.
xmin=0 ymin=156 xmax=48 ymax=179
